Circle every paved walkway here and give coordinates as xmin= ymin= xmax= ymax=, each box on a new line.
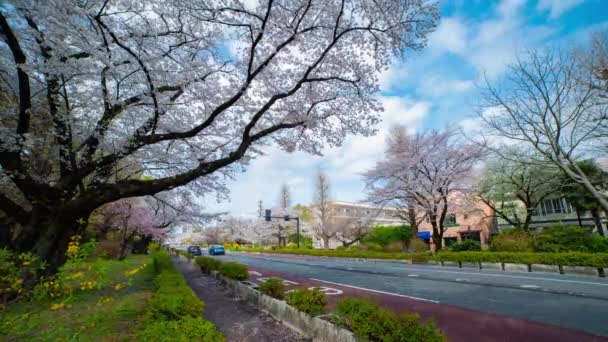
xmin=173 ymin=257 xmax=305 ymax=342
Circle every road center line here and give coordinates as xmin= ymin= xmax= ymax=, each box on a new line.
xmin=310 ymin=278 xmax=440 ymax=303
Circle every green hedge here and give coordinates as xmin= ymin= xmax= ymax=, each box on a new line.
xmin=333 ymin=297 xmax=444 ymax=342
xmin=219 ymin=261 xmax=248 ymax=281
xmin=139 ymin=316 xmax=225 ymax=341
xmin=195 ymin=256 xmax=222 ymax=274
xmin=239 ymin=248 xmax=608 ymax=268
xmin=142 ymin=250 xmax=224 ymax=341
xmin=430 ymin=251 xmax=608 ymax=268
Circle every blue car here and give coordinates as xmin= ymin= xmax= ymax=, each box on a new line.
xmin=208 ymin=245 xmax=225 ymax=256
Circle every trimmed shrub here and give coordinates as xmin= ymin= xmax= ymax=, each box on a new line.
xmin=259 ymin=277 xmax=285 ymax=299
xmin=334 ymin=297 xmax=444 ymax=342
xmin=148 ymin=271 xmax=204 ymax=320
xmin=195 ymin=256 xmax=222 ymax=274
xmin=451 ymin=240 xmax=481 ymax=252
xmin=532 ymin=225 xmax=608 ymax=253
xmin=219 ymin=262 xmax=248 ymax=281
xmin=139 ymin=316 xmax=225 ymax=341
xmin=491 ymin=229 xmax=533 ymax=252
xmin=285 ymin=287 xmax=327 ymax=316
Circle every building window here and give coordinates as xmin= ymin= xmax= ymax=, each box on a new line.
xmin=445 ymin=214 xmax=457 ymax=226
xmin=540 ymin=198 xmax=571 ymax=216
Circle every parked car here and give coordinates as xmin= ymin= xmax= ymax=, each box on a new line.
xmin=208 ymin=245 xmax=225 ymax=256
xmin=187 ymin=245 xmax=202 ymax=256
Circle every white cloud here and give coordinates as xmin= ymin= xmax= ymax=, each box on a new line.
xmin=428 ymin=17 xmax=468 ymax=55
xmin=537 ymin=0 xmax=585 ymax=19
xmin=202 ymin=96 xmax=429 ymax=214
xmin=420 ymin=75 xmax=475 ymax=97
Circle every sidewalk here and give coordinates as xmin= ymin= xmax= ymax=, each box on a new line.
xmin=173 ymin=257 xmax=305 ymax=342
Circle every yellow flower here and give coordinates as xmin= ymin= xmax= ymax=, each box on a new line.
xmin=114 ymin=283 xmax=125 ymax=291
xmin=50 ymin=303 xmax=65 ymax=311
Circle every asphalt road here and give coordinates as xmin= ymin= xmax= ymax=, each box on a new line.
xmin=216 ymin=252 xmax=608 ymax=341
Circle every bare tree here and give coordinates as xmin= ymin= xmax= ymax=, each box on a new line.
xmin=278 ymin=184 xmax=291 ymax=210
xmin=365 ymin=126 xmax=483 ymax=251
xmin=311 ymin=170 xmax=336 ymax=248
xmin=479 ymin=49 xmax=608 ymax=214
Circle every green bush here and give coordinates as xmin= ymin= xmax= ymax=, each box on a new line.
xmin=334 ymin=298 xmax=444 ymax=342
xmin=195 ymin=256 xmax=222 ymax=274
xmin=532 ymin=225 xmax=608 ymax=253
xmin=285 ymin=287 xmax=327 ymax=316
xmin=139 ymin=316 xmax=225 ymax=341
xmin=491 ymin=229 xmax=533 ymax=252
xmin=336 ymin=245 xmax=346 ymax=251
xmin=408 ymin=238 xmax=430 ymax=253
xmin=219 ymin=261 xmax=248 ymax=281
xmin=451 ymin=240 xmax=481 ymax=252
xmin=364 ymin=225 xmax=413 ymax=250
xmin=259 ymin=277 xmax=285 ymax=299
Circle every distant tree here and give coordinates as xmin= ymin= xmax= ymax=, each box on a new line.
xmin=97 ymin=199 xmax=166 ymax=259
xmin=311 ymin=170 xmax=336 ymax=248
xmin=278 ymin=184 xmax=292 ymax=211
xmin=365 ymin=126 xmax=483 ymax=251
xmin=335 ymin=208 xmax=380 ymax=248
xmin=476 ymin=150 xmax=562 ymax=231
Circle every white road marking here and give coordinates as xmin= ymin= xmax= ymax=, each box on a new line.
xmin=248 ymin=271 xmax=262 ymax=276
xmin=309 ymin=286 xmax=343 ymax=295
xmin=408 ymin=274 xmax=420 ymax=277
xmin=310 ymin=278 xmax=439 ymax=303
xmin=456 ymin=278 xmax=469 ymax=282
xmin=257 ymin=277 xmax=299 ymax=285
xmin=520 ymin=284 xmax=540 ymax=289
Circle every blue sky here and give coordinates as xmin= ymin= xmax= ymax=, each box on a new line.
xmin=203 ymin=0 xmax=608 ymax=218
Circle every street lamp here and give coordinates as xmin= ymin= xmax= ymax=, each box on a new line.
xmin=265 ymin=209 xmax=301 ymax=248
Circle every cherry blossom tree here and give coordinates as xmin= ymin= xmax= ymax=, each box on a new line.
xmin=0 ymin=0 xmax=438 ymax=268
xmin=98 ymin=199 xmax=167 ymax=259
xmin=365 ymin=126 xmax=483 ymax=251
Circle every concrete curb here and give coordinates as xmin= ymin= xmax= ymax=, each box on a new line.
xmin=235 ymin=252 xmax=606 ymax=278
xmin=209 ymin=271 xmax=358 ymax=342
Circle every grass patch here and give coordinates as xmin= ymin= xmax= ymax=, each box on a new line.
xmin=0 ymin=255 xmax=154 ymax=341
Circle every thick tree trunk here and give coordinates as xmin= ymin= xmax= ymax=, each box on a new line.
xmin=8 ymin=208 xmax=88 ymax=274
xmin=323 ymin=237 xmax=330 ymax=249
xmin=591 ymin=208 xmax=605 ymax=237
xmin=576 ymin=208 xmax=582 ymax=227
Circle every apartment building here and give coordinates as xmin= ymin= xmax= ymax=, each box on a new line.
xmin=310 ymin=201 xmax=406 ymax=249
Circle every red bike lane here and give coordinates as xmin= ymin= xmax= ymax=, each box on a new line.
xmin=245 ymin=265 xmax=607 ymax=342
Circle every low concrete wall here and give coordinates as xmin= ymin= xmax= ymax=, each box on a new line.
xmin=503 ymin=263 xmax=531 ymax=272
xmin=531 ymin=264 xmax=560 ymax=273
xmin=480 ymin=262 xmax=502 ymax=270
xmin=562 ymin=266 xmax=603 ymax=276
xmin=211 ymin=271 xmax=357 ymax=342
